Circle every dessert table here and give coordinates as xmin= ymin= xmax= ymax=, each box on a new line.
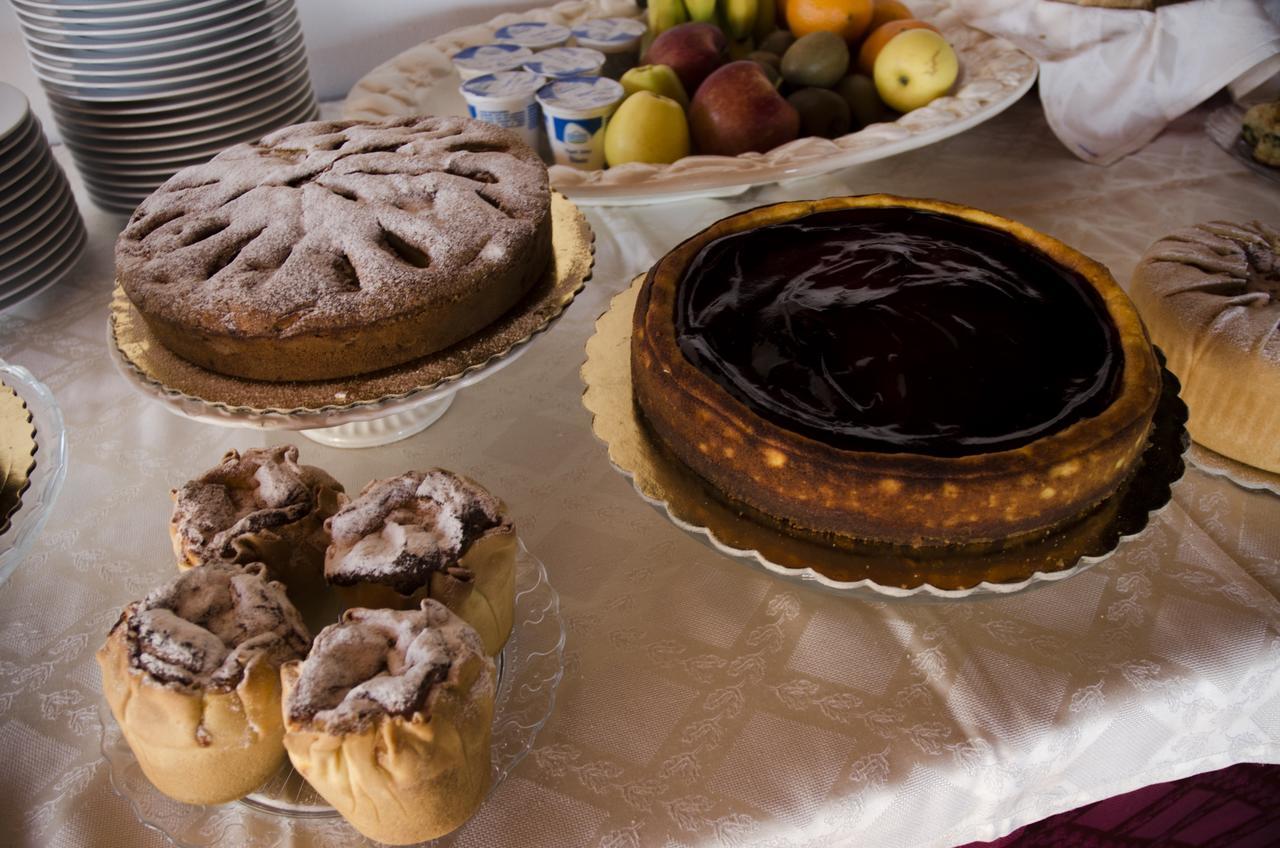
xmin=1 ymin=90 xmax=1278 ymax=848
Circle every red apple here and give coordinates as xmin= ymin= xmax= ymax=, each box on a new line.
xmin=642 ymin=22 xmax=729 ymax=96
xmin=689 ymin=61 xmax=801 ymax=156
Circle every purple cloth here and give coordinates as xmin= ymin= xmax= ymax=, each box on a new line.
xmin=960 ymin=763 xmax=1280 ymax=847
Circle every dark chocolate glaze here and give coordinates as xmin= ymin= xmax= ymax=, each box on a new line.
xmin=675 ymin=207 xmax=1123 ymax=457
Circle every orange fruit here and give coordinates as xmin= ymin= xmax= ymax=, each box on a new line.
xmin=786 ymin=0 xmax=874 ymax=44
xmin=868 ymin=0 xmax=913 ymax=32
xmin=856 ymin=18 xmax=939 ymax=76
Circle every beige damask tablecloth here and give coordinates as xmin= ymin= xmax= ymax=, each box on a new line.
xmin=1 ymin=93 xmax=1278 ymax=848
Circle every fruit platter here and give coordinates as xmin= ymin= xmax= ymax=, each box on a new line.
xmin=345 ymin=0 xmax=1038 ymax=204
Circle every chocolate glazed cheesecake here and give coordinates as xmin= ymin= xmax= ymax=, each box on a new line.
xmin=632 ymin=195 xmax=1162 ymax=547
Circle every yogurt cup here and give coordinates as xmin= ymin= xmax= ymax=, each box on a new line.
xmin=570 ymin=17 xmax=647 ymax=78
xmin=523 ymin=47 xmax=606 ymax=80
xmin=494 ymin=22 xmax=571 ymax=52
xmin=535 ymin=75 xmax=624 ymax=170
xmin=453 ymin=43 xmax=535 ymax=81
xmin=460 ymin=71 xmax=547 ymax=150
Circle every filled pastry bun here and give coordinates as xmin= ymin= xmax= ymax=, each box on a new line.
xmin=281 ymin=600 xmax=496 ymax=844
xmin=324 ymin=469 xmax=515 ymax=655
xmin=97 ymin=562 xmax=310 ymax=804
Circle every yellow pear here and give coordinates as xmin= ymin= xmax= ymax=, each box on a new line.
xmin=620 ymin=64 xmax=690 ymax=109
xmin=604 ymin=92 xmax=691 ymax=167
xmin=872 ymin=29 xmax=958 ymax=113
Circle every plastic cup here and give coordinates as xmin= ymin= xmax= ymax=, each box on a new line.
xmin=535 ymin=75 xmax=624 ymax=170
xmin=494 ymin=22 xmax=571 ymax=52
xmin=459 ymin=71 xmax=547 ymax=150
xmin=570 ymin=17 xmax=647 ymax=79
xmin=453 ymin=43 xmax=534 ymax=81
xmin=523 ymin=47 xmax=606 ymax=80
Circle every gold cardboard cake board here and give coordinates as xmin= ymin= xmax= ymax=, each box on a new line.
xmin=582 ymin=277 xmax=1190 ymax=595
xmin=111 ymin=192 xmax=594 ymax=415
xmin=0 ymin=380 xmax=37 ymax=538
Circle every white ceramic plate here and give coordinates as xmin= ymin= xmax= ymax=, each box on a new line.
xmin=38 ymin=38 xmax=308 ymax=102
xmin=56 ymin=89 xmax=317 ymax=153
xmin=32 ymin=26 xmax=304 ymax=95
xmin=28 ymin=16 xmax=299 ymax=79
xmin=17 ymin=0 xmax=287 ymax=52
xmin=46 ymin=50 xmax=309 ymax=113
xmin=0 ymin=189 xmax=79 ymax=277
xmin=0 ymin=157 xmax=60 ymax=229
xmin=345 ymin=0 xmax=1038 ymax=205
xmin=0 ymin=222 xmax=87 ymax=309
xmin=64 ymin=100 xmax=318 ymax=167
xmin=0 ymin=117 xmax=40 ymax=168
xmin=0 ymin=84 xmax=30 ymax=143
xmin=25 ymin=8 xmax=294 ymax=66
xmin=11 ymin=0 xmax=250 ymax=27
xmin=12 ymin=0 xmax=279 ymax=40
xmin=0 ymin=143 xmax=46 ymax=195
xmin=45 ymin=63 xmax=312 ymax=129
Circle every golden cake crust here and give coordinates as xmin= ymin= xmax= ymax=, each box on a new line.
xmin=116 ymin=116 xmax=551 ymax=382
xmin=1130 ymin=220 xmax=1279 ymax=473
xmin=632 ymin=195 xmax=1162 ymax=547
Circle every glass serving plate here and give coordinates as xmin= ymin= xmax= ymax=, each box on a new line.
xmin=0 ymin=361 xmax=68 ymax=587
xmin=101 ymin=540 xmax=566 ymax=847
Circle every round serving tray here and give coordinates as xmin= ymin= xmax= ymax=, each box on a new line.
xmin=582 ymin=278 xmax=1190 ymax=598
xmin=101 ymin=539 xmax=566 ymax=847
xmin=1187 ymin=442 xmax=1280 ymax=497
xmin=0 ymin=361 xmax=68 ymax=588
xmin=109 ymin=192 xmax=594 ymax=445
xmin=344 ymin=0 xmax=1038 ymax=206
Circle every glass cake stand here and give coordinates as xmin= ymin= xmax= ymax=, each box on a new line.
xmin=108 ymin=192 xmax=594 ymax=448
xmin=101 ymin=540 xmax=565 ymax=847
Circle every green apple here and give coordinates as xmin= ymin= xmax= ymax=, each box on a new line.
xmin=872 ymin=29 xmax=958 ymax=113
xmin=620 ymin=64 xmax=690 ymax=109
xmin=604 ymin=92 xmax=692 ymax=167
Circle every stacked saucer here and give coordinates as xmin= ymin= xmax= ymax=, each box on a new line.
xmin=11 ymin=0 xmax=318 ymax=214
xmin=0 ymin=83 xmax=86 ymax=311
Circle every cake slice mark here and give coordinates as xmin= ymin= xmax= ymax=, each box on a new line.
xmin=472 ymin=190 xmax=512 ymax=219
xmin=180 ymin=219 xmax=230 ymax=247
xmin=445 ymin=163 xmax=498 ymax=184
xmin=329 ymin=251 xmax=362 ymax=292
xmin=205 ymin=226 xmax=267 ymax=279
xmin=127 ymin=207 xmax=185 ymax=241
xmin=446 ymin=141 xmax=508 ymax=154
xmin=381 ymin=228 xmax=431 ymax=269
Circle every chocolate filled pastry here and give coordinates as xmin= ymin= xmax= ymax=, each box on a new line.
xmin=97 ymin=562 xmax=310 ymax=804
xmin=281 ymin=600 xmax=496 ymax=845
xmin=170 ymin=445 xmax=344 ymax=621
xmin=325 ymin=470 xmax=514 ymax=656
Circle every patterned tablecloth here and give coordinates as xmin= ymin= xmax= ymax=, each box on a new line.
xmin=1 ymin=93 xmax=1278 ymax=848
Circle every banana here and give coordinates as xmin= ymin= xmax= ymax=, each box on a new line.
xmin=753 ymin=0 xmax=777 ymax=41
xmin=685 ymin=0 xmax=719 ymax=23
xmin=648 ymin=0 xmax=689 ymax=35
xmin=720 ymin=0 xmax=758 ymax=40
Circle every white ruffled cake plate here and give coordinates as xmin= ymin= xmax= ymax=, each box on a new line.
xmin=100 ymin=540 xmax=566 ymax=847
xmin=343 ymin=0 xmax=1038 ymax=205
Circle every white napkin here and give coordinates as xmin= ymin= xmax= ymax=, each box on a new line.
xmin=949 ymin=0 xmax=1280 ymax=164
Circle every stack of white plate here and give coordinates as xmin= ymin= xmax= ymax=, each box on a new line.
xmin=0 ymin=83 xmax=86 ymax=311
xmin=11 ymin=0 xmax=318 ymax=214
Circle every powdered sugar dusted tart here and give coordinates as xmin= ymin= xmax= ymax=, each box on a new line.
xmin=1130 ymin=220 xmax=1280 ymax=473
xmin=116 ymin=116 xmax=551 ymax=382
xmin=281 ymin=600 xmax=495 ymax=844
xmin=325 ymin=469 xmax=515 ymax=656
xmin=96 ymin=562 xmax=310 ymax=804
